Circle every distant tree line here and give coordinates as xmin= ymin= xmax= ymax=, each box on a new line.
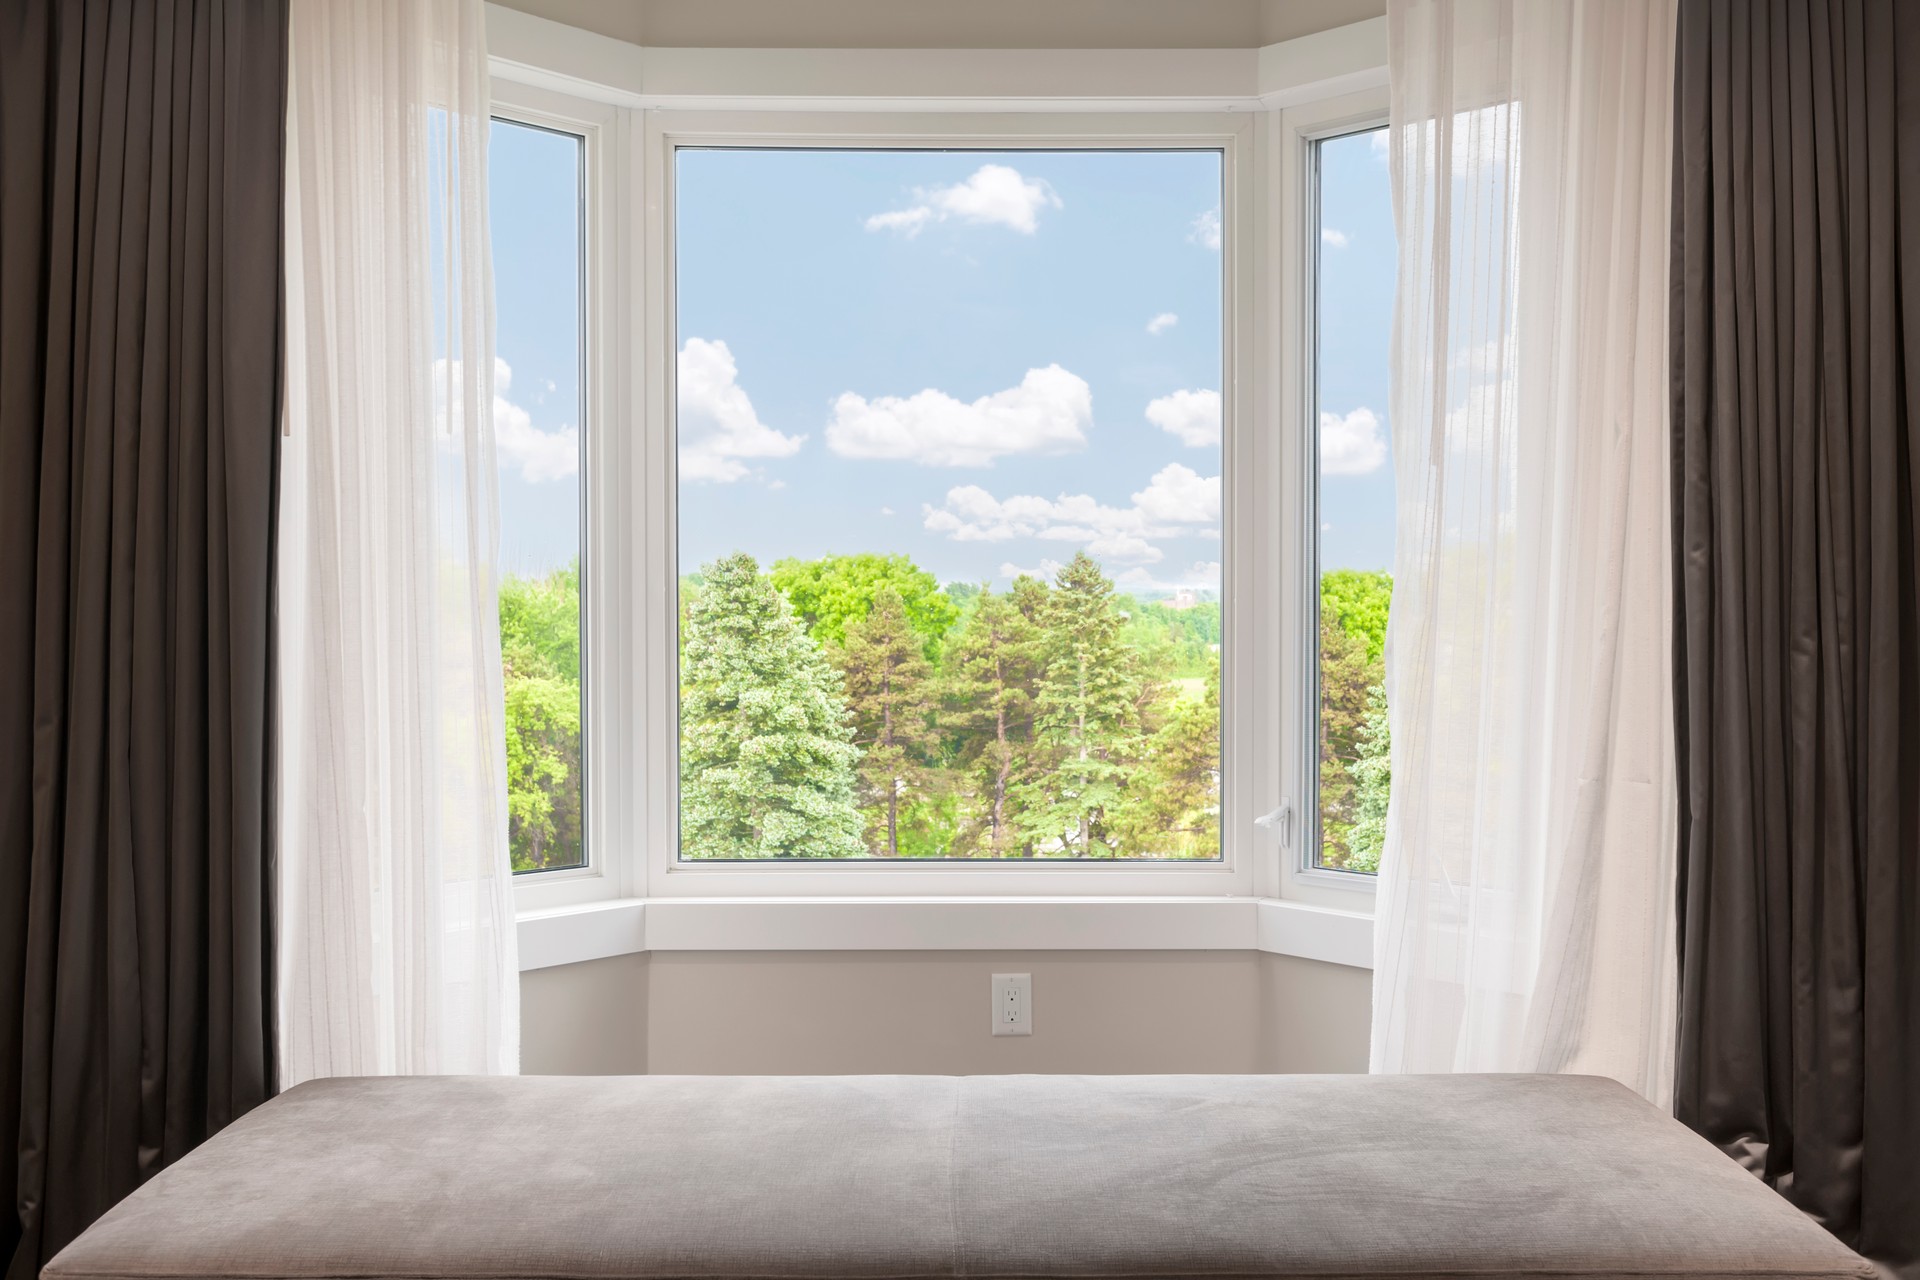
xmin=497 ymin=552 xmax=1387 ymax=872
xmin=680 ymin=550 xmax=1220 ymax=860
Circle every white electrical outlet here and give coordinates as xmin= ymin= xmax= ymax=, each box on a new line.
xmin=991 ymin=973 xmax=1032 ymax=1037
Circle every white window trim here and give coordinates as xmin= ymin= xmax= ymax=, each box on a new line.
xmin=1272 ymin=88 xmax=1393 ymax=911
xmin=639 ymin=108 xmax=1264 ymax=901
xmin=488 ymin=18 xmax=1391 ymax=952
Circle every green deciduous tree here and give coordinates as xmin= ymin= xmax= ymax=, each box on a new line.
xmin=500 ymin=561 xmax=583 ymax=871
xmin=770 ymin=553 xmax=959 ymax=658
xmin=1013 ymin=553 xmax=1149 ymax=857
xmin=679 ymin=552 xmax=866 ymax=859
xmin=1320 ymin=568 xmax=1393 ymax=661
xmin=836 ymin=586 xmax=938 ymax=857
xmin=942 ymin=584 xmax=1042 ymax=856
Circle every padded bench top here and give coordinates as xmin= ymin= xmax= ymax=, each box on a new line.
xmin=46 ymin=1073 xmax=1869 ymax=1280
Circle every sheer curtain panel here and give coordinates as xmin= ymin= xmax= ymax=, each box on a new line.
xmin=1370 ymin=0 xmax=1679 ymax=1101
xmin=279 ymin=0 xmax=519 ymax=1082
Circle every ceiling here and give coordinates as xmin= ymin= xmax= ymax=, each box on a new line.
xmin=489 ymin=0 xmax=1387 ymax=50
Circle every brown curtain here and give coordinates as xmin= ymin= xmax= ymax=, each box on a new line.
xmin=1670 ymin=1 xmax=1920 ymax=1276
xmin=0 ymin=2 xmax=288 ymax=1276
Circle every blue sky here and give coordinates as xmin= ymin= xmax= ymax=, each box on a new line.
xmin=486 ymin=127 xmax=1396 ymax=589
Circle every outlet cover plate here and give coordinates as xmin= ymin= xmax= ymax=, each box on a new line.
xmin=991 ymin=972 xmax=1032 ymax=1036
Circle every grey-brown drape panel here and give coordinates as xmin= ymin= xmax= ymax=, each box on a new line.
xmin=0 ymin=2 xmax=288 ymax=1276
xmin=1670 ymin=1 xmax=1920 ymax=1276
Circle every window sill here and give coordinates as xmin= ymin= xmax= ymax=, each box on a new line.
xmin=517 ymin=895 xmax=1373 ymax=972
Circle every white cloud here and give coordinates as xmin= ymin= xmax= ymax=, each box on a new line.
xmin=678 ymin=338 xmax=804 ymax=483
xmin=1189 ymin=207 xmax=1222 ymax=250
xmin=433 ymin=357 xmax=578 ymax=484
xmin=1146 ymin=312 xmax=1179 ymax=336
xmin=1145 ymin=388 xmax=1221 ymax=448
xmin=999 ymin=558 xmax=1065 ymax=583
xmin=1320 ymin=406 xmax=1387 ymax=475
xmin=1116 ymin=560 xmax=1222 ymax=591
xmin=865 ymin=164 xmax=1061 ymax=237
xmin=1321 ymin=227 xmax=1350 ymax=248
xmin=826 ymin=364 xmax=1092 ymax=467
xmin=1370 ymin=129 xmax=1390 ymax=159
xmin=923 ymin=462 xmax=1220 ymax=566
xmin=879 ymin=506 xmax=896 ymax=516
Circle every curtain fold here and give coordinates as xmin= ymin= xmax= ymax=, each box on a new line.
xmin=0 ymin=1 xmax=288 ymax=1274
xmin=1371 ymin=0 xmax=1680 ymax=1101
xmin=1670 ymin=2 xmax=1920 ymax=1274
xmin=278 ymin=0 xmax=518 ymax=1083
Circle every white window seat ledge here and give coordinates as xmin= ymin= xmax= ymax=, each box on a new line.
xmin=517 ymin=897 xmax=1373 ymax=973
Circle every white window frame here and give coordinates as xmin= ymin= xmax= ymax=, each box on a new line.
xmin=1273 ymin=87 xmax=1392 ymax=909
xmin=491 ymin=80 xmax=644 ymax=914
xmin=488 ymin=26 xmax=1394 ymax=936
xmin=640 ymin=110 xmax=1268 ymax=900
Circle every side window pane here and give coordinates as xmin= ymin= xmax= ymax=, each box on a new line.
xmin=491 ymin=118 xmax=586 ymax=873
xmin=1315 ymin=127 xmax=1395 ymax=874
xmin=673 ymin=148 xmax=1224 ymax=861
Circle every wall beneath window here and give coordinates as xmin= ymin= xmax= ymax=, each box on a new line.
xmin=521 ymin=950 xmax=650 ymax=1074
xmin=519 ymin=949 xmax=1368 ymax=1075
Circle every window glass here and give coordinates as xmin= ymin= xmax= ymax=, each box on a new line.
xmin=1314 ymin=126 xmax=1396 ymax=874
xmin=490 ymin=118 xmax=586 ymax=873
xmin=674 ymin=148 xmax=1224 ymax=861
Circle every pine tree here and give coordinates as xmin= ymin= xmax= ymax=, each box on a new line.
xmin=943 ymin=585 xmax=1041 ymax=856
xmin=1013 ymin=553 xmax=1145 ymax=856
xmin=1346 ymin=680 xmax=1391 ymax=873
xmin=1122 ymin=653 xmax=1220 ymax=857
xmin=836 ymin=586 xmax=936 ymax=856
xmin=679 ymin=552 xmax=866 ymax=859
xmin=1317 ymin=613 xmax=1374 ymax=867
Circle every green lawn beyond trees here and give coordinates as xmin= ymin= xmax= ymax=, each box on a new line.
xmin=499 ymin=554 xmax=1389 ymax=870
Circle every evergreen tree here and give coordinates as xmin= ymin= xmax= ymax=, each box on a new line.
xmin=942 ymin=586 xmax=1041 ymax=856
xmin=679 ymin=552 xmax=866 ymax=859
xmin=836 ymin=586 xmax=936 ymax=856
xmin=1123 ymin=653 xmax=1220 ymax=857
xmin=1346 ymin=680 xmax=1391 ymax=873
xmin=1317 ymin=613 xmax=1374 ymax=867
xmin=1013 ymin=553 xmax=1145 ymax=856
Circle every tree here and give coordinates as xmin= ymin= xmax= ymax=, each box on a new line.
xmin=679 ymin=552 xmax=866 ymax=859
xmin=770 ymin=553 xmax=959 ymax=658
xmin=500 ymin=561 xmax=583 ymax=870
xmin=836 ymin=586 xmax=937 ymax=856
xmin=1317 ymin=614 xmax=1374 ymax=868
xmin=1346 ymin=680 xmax=1391 ymax=873
xmin=943 ymin=585 xmax=1042 ymax=856
xmin=1122 ymin=653 xmax=1219 ymax=857
xmin=1316 ymin=569 xmax=1392 ymax=869
xmin=1013 ymin=553 xmax=1147 ymax=857
xmin=1320 ymin=568 xmax=1393 ymax=661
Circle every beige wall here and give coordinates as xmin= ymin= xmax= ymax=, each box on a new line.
xmin=521 ymin=950 xmax=650 ymax=1074
xmin=521 ymin=949 xmax=1369 ymax=1076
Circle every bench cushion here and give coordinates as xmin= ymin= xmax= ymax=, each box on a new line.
xmin=45 ymin=1073 xmax=1871 ymax=1280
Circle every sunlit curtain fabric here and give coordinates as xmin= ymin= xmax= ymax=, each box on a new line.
xmin=278 ymin=0 xmax=518 ymax=1082
xmin=1370 ymin=0 xmax=1678 ymax=1101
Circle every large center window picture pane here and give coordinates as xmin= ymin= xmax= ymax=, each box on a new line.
xmin=675 ymin=149 xmax=1225 ymax=860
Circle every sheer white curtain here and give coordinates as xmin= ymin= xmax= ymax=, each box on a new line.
xmin=1371 ymin=0 xmax=1677 ymax=1101
xmin=279 ymin=0 xmax=518 ymax=1083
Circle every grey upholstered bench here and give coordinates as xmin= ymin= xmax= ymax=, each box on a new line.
xmin=46 ymin=1074 xmax=1870 ymax=1280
